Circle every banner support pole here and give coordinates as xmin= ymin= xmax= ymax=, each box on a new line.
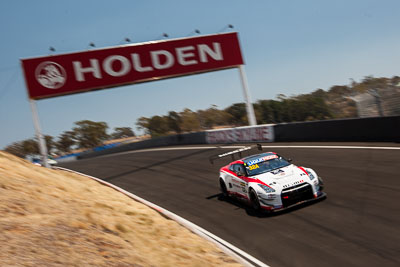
xmin=29 ymin=99 xmax=49 ymax=168
xmin=238 ymin=65 xmax=257 ymax=126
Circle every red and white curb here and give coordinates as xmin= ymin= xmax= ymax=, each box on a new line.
xmin=54 ymin=166 xmax=269 ymax=267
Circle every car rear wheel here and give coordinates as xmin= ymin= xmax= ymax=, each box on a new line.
xmin=220 ymin=179 xmax=229 ymax=198
xmin=249 ymin=189 xmax=261 ymax=211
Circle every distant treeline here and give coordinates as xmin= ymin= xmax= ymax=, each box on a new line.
xmin=4 ymin=75 xmax=399 ymax=158
xmin=4 ymin=122 xmax=135 ymax=158
xmin=137 ymin=75 xmax=400 ymax=137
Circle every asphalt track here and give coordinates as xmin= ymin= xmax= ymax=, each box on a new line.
xmin=60 ymin=143 xmax=400 ymax=267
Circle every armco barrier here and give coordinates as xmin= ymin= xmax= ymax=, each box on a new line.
xmin=78 ymin=132 xmax=207 ymax=159
xmin=274 ymin=116 xmax=400 ymax=142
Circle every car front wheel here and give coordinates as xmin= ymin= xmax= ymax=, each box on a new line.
xmin=220 ymin=179 xmax=229 ymax=198
xmin=249 ymin=189 xmax=261 ymax=211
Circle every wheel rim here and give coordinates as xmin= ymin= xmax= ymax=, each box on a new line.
xmin=251 ymin=191 xmax=260 ymax=210
xmin=220 ymin=180 xmax=228 ymax=196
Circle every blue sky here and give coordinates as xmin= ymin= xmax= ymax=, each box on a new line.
xmin=1 ymin=0 xmax=399 ymax=149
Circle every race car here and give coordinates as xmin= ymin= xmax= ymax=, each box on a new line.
xmin=211 ymin=146 xmax=326 ymax=212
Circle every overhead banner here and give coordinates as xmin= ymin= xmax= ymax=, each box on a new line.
xmin=21 ymin=32 xmax=244 ymax=100
xmin=206 ymin=125 xmax=275 ymax=144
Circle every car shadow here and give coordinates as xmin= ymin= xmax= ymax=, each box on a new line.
xmin=103 ymin=148 xmax=217 ymax=182
xmin=206 ymin=193 xmax=327 ymax=218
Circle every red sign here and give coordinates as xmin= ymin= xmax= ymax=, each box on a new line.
xmin=21 ymin=32 xmax=244 ymax=100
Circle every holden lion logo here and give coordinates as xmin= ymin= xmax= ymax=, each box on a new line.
xmin=35 ymin=61 xmax=66 ymax=89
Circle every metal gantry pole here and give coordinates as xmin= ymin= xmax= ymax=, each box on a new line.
xmin=238 ymin=65 xmax=257 ymax=126
xmin=29 ymin=99 xmax=50 ymax=168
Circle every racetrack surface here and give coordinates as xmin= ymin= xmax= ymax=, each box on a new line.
xmin=60 ymin=143 xmax=400 ymax=267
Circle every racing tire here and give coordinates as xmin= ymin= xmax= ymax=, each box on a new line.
xmin=220 ymin=179 xmax=229 ymax=198
xmin=249 ymin=189 xmax=261 ymax=212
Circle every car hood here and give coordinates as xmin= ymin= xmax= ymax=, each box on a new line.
xmin=251 ymin=164 xmax=308 ymax=188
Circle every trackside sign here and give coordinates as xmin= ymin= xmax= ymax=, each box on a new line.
xmin=21 ymin=32 xmax=244 ymax=100
xmin=206 ymin=125 xmax=275 ymax=143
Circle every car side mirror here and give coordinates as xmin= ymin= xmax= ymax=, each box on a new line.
xmin=287 ymin=158 xmax=292 ymax=163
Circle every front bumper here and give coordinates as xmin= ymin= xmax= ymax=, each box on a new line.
xmin=275 ymin=191 xmax=326 ymax=212
xmin=258 ymin=181 xmax=326 ymax=212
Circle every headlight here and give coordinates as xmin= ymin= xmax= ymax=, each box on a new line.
xmin=259 ymin=184 xmax=276 ymax=193
xmin=306 ymin=170 xmax=315 ymax=180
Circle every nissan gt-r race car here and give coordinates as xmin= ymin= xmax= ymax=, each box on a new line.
xmin=211 ymin=145 xmax=326 ymax=213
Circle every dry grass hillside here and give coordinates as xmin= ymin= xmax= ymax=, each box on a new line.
xmin=0 ymin=151 xmax=241 ymax=267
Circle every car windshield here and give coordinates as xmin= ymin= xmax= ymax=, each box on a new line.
xmin=245 ymin=156 xmax=290 ymax=176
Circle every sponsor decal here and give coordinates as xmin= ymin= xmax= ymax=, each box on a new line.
xmin=271 ymin=169 xmax=285 ymax=176
xmin=35 ymin=61 xmax=66 ymax=89
xmin=217 ymin=146 xmax=251 ymax=158
xmin=207 ymin=125 xmax=274 ymax=143
xmin=247 ymin=154 xmax=278 ymax=166
xmin=283 ymin=180 xmax=305 ymax=189
xmin=266 ymin=194 xmax=276 ymax=199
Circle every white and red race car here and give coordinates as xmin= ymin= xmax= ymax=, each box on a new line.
xmin=212 ymin=146 xmax=326 ymax=212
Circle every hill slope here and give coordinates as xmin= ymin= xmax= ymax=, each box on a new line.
xmin=0 ymin=151 xmax=240 ymax=267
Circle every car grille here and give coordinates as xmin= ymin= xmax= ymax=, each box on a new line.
xmin=281 ymin=183 xmax=313 ymax=207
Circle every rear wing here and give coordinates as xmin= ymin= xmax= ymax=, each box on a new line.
xmin=209 ymin=144 xmax=263 ymax=164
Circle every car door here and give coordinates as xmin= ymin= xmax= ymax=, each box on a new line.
xmin=231 ymin=164 xmax=248 ymax=196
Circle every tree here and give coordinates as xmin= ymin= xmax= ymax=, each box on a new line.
xmin=147 ymin=116 xmax=170 ymax=137
xmin=167 ymin=111 xmax=182 ymax=134
xmin=72 ymin=120 xmax=109 ymax=149
xmin=22 ymin=138 xmax=39 ymax=155
xmin=136 ymin=115 xmax=171 ymax=137
xmin=4 ymin=141 xmax=25 ymax=158
xmin=225 ymin=103 xmax=247 ymax=125
xmin=180 ymin=109 xmax=200 ymax=132
xmin=136 ymin=117 xmax=150 ymax=134
xmin=4 ymin=135 xmax=54 ymax=158
xmin=197 ymin=105 xmax=232 ymax=129
xmin=255 ymin=100 xmax=275 ymax=124
xmin=44 ymin=135 xmax=55 ymax=154
xmin=55 ymin=131 xmax=76 ymax=154
xmin=111 ymin=127 xmax=135 ymax=139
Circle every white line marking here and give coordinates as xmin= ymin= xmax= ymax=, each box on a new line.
xmin=260 ymin=145 xmax=400 ymax=150
xmin=93 ymin=144 xmax=399 ymax=160
xmin=107 ymin=145 xmax=400 ymax=157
